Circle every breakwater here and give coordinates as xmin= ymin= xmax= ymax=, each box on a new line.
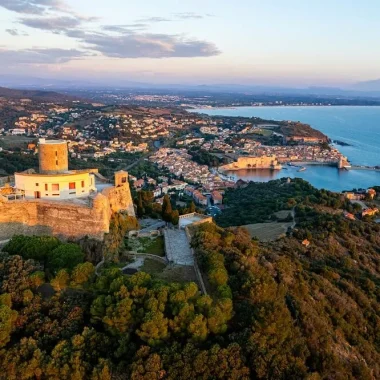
xmin=348 ymin=165 xmax=380 ymax=172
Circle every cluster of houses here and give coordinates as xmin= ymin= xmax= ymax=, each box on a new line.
xmin=131 ymin=175 xmax=188 ymax=199
xmin=343 ymin=207 xmax=379 ymax=220
xmin=343 ymin=188 xmax=378 ymax=219
xmin=244 ymin=144 xmax=346 ymax=164
xmin=184 ymin=186 xmax=223 ymax=206
xmin=9 ymin=114 xmax=48 ymax=135
xmin=165 ymin=117 xmax=347 ymax=166
xmin=131 ymin=173 xmax=224 ymax=207
xmin=150 ymin=148 xmax=234 ymax=190
xmin=343 ymin=188 xmax=377 ymax=201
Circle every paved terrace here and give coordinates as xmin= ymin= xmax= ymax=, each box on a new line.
xmin=164 ymin=229 xmax=194 ymax=266
xmin=178 ymin=213 xmax=213 ymax=229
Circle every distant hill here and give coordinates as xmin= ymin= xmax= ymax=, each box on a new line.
xmin=350 ymin=79 xmax=380 ymax=92
xmin=0 ymin=86 xmax=82 ymax=103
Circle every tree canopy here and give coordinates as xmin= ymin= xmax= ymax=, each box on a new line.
xmin=1 ymin=180 xmax=380 ymax=378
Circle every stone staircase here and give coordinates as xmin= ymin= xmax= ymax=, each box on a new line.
xmin=164 ymin=229 xmax=194 ymax=266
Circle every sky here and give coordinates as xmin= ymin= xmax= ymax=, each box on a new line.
xmin=0 ymin=0 xmax=380 ymax=87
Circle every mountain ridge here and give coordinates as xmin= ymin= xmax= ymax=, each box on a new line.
xmin=0 ymin=86 xmax=83 ymax=103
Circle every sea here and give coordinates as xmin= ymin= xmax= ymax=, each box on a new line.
xmin=190 ymin=106 xmax=380 ymax=192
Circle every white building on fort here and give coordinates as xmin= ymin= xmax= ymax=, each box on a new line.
xmin=15 ymin=139 xmax=97 ymax=200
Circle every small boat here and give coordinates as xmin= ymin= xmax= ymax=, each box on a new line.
xmin=297 ymin=167 xmax=307 ymax=172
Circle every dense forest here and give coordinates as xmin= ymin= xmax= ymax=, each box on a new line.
xmin=191 ymin=215 xmax=380 ymax=379
xmin=216 ymin=178 xmax=361 ymax=226
xmin=0 ymin=239 xmax=245 ymax=379
xmin=1 ymin=179 xmax=379 ymax=379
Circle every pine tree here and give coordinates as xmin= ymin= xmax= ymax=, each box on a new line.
xmin=162 ymin=195 xmax=173 ymax=223
xmin=189 ymin=201 xmax=196 ymax=213
xmin=136 ymin=192 xmax=144 ymax=218
xmin=171 ymin=210 xmax=179 ymax=226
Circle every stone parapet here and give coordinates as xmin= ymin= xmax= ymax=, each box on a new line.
xmin=0 ymin=169 xmax=135 ymax=241
xmin=101 ymin=182 xmax=135 ymax=217
xmin=0 ymin=198 xmax=110 ymax=241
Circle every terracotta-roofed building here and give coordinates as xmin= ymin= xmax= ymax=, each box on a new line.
xmin=343 ymin=211 xmax=356 ymax=221
xmin=362 ymin=208 xmax=379 ymax=218
xmin=193 ymin=190 xmax=208 ymax=206
xmin=211 ymin=190 xmax=223 ymax=205
xmin=367 ymin=188 xmax=377 ymax=199
xmin=133 ymin=179 xmax=145 ymax=189
xmin=184 ymin=186 xmax=195 ymax=197
xmin=344 ymin=192 xmax=365 ymax=201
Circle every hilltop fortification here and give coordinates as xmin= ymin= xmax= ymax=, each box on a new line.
xmin=0 ymin=139 xmax=135 ymax=241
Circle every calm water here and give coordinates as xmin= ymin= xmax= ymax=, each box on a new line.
xmin=191 ymin=106 xmax=380 ymax=191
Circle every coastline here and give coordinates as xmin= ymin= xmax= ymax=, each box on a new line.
xmin=190 ymin=105 xmax=380 ymax=165
xmin=195 ymin=106 xmax=380 ymax=191
xmin=219 ymin=167 xmax=281 ymax=172
xmin=187 ymin=104 xmax=380 ymax=111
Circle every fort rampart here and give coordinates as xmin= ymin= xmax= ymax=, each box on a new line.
xmin=220 ymin=156 xmax=282 ymax=171
xmin=0 ymin=182 xmax=135 ymax=241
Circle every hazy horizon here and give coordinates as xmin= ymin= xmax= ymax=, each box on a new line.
xmin=1 ymin=1 xmax=380 ymax=87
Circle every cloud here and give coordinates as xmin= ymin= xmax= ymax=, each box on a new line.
xmin=5 ymin=28 xmax=29 ymax=36
xmin=0 ymin=48 xmax=89 ymax=65
xmin=102 ymin=24 xmax=147 ymax=33
xmin=81 ymin=32 xmax=221 ymax=58
xmin=15 ymin=13 xmax=221 ymax=59
xmin=5 ymin=28 xmax=19 ymax=36
xmin=0 ymin=0 xmax=97 ymax=21
xmin=2 ymin=5 xmax=220 ymax=61
xmin=19 ymin=16 xmax=81 ymax=32
xmin=137 ymin=16 xmax=172 ymax=23
xmin=0 ymin=0 xmax=66 ymax=15
xmin=174 ymin=12 xmax=205 ymax=20
xmin=136 ymin=13 xmax=211 ymax=24
xmin=65 ymin=29 xmax=87 ymax=38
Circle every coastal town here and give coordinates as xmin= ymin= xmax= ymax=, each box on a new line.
xmin=0 ymin=93 xmax=378 ymax=221
xmin=2 ymin=1 xmax=380 ymax=377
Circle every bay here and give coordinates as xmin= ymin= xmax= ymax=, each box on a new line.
xmin=191 ymin=106 xmax=380 ymax=191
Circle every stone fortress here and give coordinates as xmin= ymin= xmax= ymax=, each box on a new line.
xmin=220 ymin=155 xmax=282 ymax=171
xmin=0 ymin=139 xmax=135 ymax=241
xmin=15 ymin=139 xmax=97 ymax=200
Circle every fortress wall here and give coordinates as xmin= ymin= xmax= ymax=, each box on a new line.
xmin=221 ymin=156 xmax=282 ymax=170
xmin=236 ymin=156 xmax=277 ymax=167
xmin=0 ymin=176 xmax=135 ymax=242
xmin=0 ymin=197 xmax=110 ymax=241
xmin=102 ymin=183 xmax=135 ymax=217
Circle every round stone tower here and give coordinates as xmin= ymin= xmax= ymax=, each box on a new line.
xmin=38 ymin=139 xmax=69 ymax=174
